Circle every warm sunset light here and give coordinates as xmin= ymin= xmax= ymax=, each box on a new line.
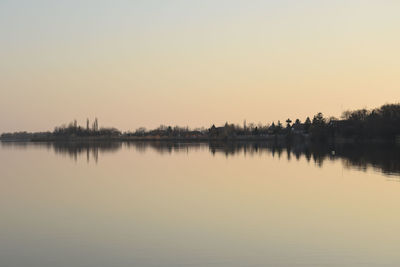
xmin=1 ymin=1 xmax=399 ymax=132
xmin=1 ymin=1 xmax=400 ymax=267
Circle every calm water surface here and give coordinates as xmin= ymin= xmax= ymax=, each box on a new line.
xmin=1 ymin=142 xmax=400 ymax=267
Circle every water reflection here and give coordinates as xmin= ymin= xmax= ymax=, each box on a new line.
xmin=2 ymin=141 xmax=400 ymax=176
xmin=1 ymin=141 xmax=121 ymax=163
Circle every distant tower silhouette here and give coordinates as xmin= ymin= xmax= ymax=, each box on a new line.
xmin=86 ymin=119 xmax=89 ymax=131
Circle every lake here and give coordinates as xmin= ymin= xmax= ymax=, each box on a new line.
xmin=1 ymin=141 xmax=400 ymax=267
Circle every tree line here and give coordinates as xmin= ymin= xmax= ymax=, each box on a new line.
xmin=53 ymin=118 xmax=120 ymax=137
xmin=1 ymin=103 xmax=400 ymax=142
xmin=125 ymin=103 xmax=400 ymax=142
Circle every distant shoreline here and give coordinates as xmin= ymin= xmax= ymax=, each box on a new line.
xmin=1 ymin=135 xmax=282 ymax=142
xmin=1 ymin=134 xmax=398 ymax=145
xmin=2 ymin=103 xmax=400 ymax=145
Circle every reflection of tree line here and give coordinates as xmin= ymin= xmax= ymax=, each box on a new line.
xmin=52 ymin=141 xmax=122 ymax=163
xmin=1 ymin=141 xmax=122 ymax=163
xmin=2 ymin=141 xmax=399 ymax=176
xmin=209 ymin=142 xmax=400 ymax=176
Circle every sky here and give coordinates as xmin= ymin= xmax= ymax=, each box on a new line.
xmin=0 ymin=0 xmax=399 ymax=132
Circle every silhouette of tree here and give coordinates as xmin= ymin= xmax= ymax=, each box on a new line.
xmin=304 ymin=117 xmax=311 ymax=133
xmin=312 ymin=112 xmax=325 ymax=126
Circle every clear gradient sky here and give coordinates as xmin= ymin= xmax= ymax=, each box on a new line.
xmin=1 ymin=0 xmax=399 ymax=133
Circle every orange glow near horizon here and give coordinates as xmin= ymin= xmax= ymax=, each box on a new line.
xmin=0 ymin=1 xmax=399 ymax=132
